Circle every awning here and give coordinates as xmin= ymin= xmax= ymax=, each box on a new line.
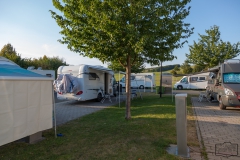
xmin=88 ymin=65 xmax=113 ymax=74
xmin=0 ymin=64 xmax=53 ymax=80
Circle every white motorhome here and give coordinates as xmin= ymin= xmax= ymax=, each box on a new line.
xmin=27 ymin=66 xmax=55 ymax=79
xmin=54 ymin=65 xmax=115 ymax=101
xmin=119 ymin=73 xmax=155 ymax=89
xmin=174 ymin=72 xmax=209 ymax=90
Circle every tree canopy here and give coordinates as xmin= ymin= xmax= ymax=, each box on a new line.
xmin=192 ymin=64 xmax=204 ymax=73
xmin=186 ymin=25 xmax=240 ymax=69
xmin=107 ymin=57 xmax=145 ymax=73
xmin=170 ymin=65 xmax=180 ymax=75
xmin=0 ymin=43 xmax=22 ymax=65
xmin=50 ymin=0 xmax=194 ymax=119
xmin=181 ymin=60 xmax=192 ymax=74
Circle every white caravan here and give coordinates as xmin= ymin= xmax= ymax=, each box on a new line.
xmin=27 ymin=66 xmax=55 ymax=79
xmin=54 ymin=65 xmax=115 ymax=101
xmin=174 ymin=72 xmax=209 ymax=90
xmin=119 ymin=73 xmax=156 ymax=89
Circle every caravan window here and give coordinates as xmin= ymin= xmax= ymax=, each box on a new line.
xmin=180 ymin=77 xmax=188 ymax=83
xmin=198 ymin=77 xmax=206 ymax=81
xmin=131 ymin=76 xmax=135 ymax=80
xmin=190 ymin=77 xmax=198 ymax=82
xmin=89 ymin=73 xmax=99 ymax=80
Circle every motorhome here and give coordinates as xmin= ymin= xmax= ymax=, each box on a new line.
xmin=54 ymin=65 xmax=116 ymax=101
xmin=207 ymin=59 xmax=240 ymax=110
xmin=119 ymin=73 xmax=155 ymax=89
xmin=27 ymin=66 xmax=55 ymax=79
xmin=174 ymin=72 xmax=209 ymax=90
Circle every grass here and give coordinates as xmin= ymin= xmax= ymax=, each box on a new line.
xmin=0 ymin=93 xmax=201 ymax=160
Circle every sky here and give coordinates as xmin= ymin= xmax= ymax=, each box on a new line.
xmin=0 ymin=0 xmax=240 ymax=68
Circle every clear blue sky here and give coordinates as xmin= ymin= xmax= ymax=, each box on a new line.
xmin=0 ymin=0 xmax=240 ymax=68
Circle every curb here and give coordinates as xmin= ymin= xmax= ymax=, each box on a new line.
xmin=192 ymin=97 xmax=206 ymax=160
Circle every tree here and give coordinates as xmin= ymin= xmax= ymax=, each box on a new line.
xmin=170 ymin=65 xmax=180 ymax=75
xmin=186 ymin=25 xmax=240 ymax=68
xmin=0 ymin=43 xmax=22 ymax=65
xmin=27 ymin=55 xmax=67 ymax=78
xmin=173 ymin=65 xmax=180 ymax=72
xmin=181 ymin=60 xmax=192 ymax=74
xmin=50 ymin=0 xmax=193 ymax=119
xmin=192 ymin=64 xmax=205 ymax=73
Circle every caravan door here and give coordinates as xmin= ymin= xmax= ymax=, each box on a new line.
xmin=104 ymin=73 xmax=114 ymax=95
xmin=84 ymin=71 xmax=102 ymax=100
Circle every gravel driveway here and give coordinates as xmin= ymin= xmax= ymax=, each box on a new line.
xmin=54 ymin=97 xmax=118 ymax=126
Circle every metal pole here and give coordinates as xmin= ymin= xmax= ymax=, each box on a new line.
xmin=151 ymin=77 xmax=153 ymax=92
xmin=118 ymin=71 xmax=120 ymax=108
xmin=144 ymin=76 xmax=146 ymax=92
xmin=172 ymin=76 xmax=173 ymax=102
xmin=52 ymin=83 xmax=57 ymax=138
xmin=160 ymin=61 xmax=162 ymax=98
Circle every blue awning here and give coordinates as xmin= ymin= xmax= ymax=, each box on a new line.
xmin=0 ymin=64 xmax=46 ymax=78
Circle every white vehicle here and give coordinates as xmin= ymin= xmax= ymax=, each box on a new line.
xmin=119 ymin=73 xmax=155 ymax=89
xmin=174 ymin=72 xmax=209 ymax=90
xmin=54 ymin=65 xmax=115 ymax=101
xmin=27 ymin=66 xmax=55 ymax=79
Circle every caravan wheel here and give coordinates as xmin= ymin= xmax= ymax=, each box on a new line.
xmin=139 ymin=85 xmax=144 ymax=89
xmin=97 ymin=93 xmax=103 ymax=102
xmin=177 ymin=85 xmax=183 ymax=90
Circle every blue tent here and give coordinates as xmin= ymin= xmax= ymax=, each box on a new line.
xmin=0 ymin=64 xmax=46 ymax=78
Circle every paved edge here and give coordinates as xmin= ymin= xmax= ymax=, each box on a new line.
xmin=192 ymin=97 xmax=205 ymax=160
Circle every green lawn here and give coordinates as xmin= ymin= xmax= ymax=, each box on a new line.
xmin=0 ymin=93 xmax=200 ymax=160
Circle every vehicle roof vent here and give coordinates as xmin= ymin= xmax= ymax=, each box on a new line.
xmin=224 ymin=59 xmax=240 ymax=64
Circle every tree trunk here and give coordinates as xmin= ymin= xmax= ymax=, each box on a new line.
xmin=125 ymin=56 xmax=131 ymax=120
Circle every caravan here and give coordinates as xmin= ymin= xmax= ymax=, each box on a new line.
xmin=174 ymin=72 xmax=209 ymax=90
xmin=54 ymin=65 xmax=116 ymax=101
xmin=207 ymin=59 xmax=240 ymax=110
xmin=119 ymin=73 xmax=155 ymax=89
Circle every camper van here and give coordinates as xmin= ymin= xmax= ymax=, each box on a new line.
xmin=207 ymin=59 xmax=240 ymax=110
xmin=174 ymin=73 xmax=209 ymax=90
xmin=27 ymin=66 xmax=55 ymax=79
xmin=54 ymin=65 xmax=116 ymax=101
xmin=119 ymin=73 xmax=155 ymax=89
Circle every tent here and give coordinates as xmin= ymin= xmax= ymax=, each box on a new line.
xmin=0 ymin=57 xmax=54 ymax=146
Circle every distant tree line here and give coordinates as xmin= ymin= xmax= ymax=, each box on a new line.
xmin=0 ymin=43 xmax=67 ymax=76
xmin=144 ymin=64 xmax=180 ymax=73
